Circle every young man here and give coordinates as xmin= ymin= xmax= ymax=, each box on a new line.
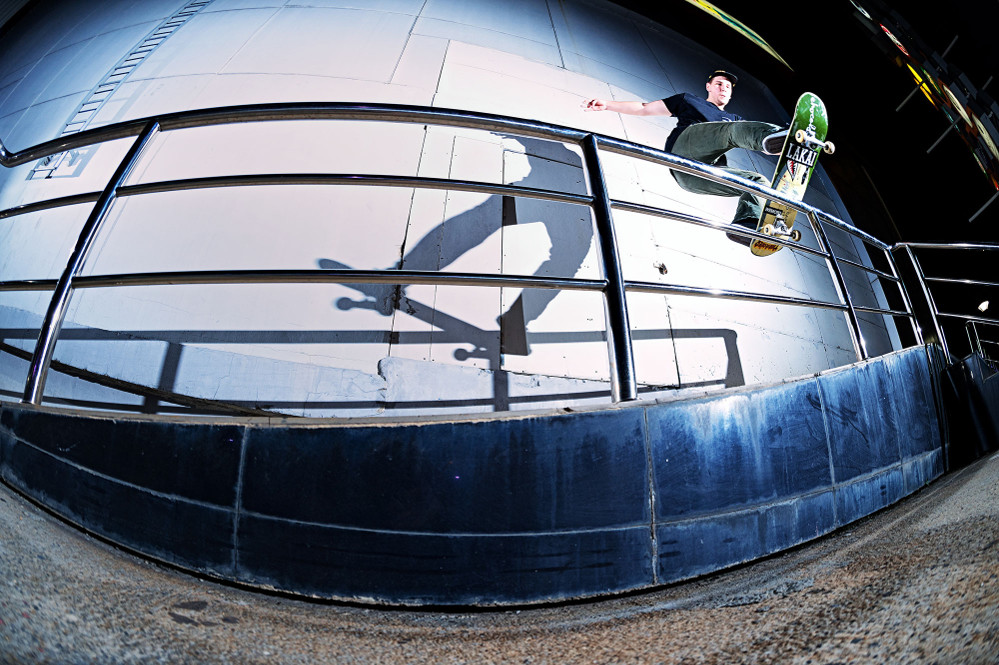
xmin=583 ymin=70 xmax=786 ymax=243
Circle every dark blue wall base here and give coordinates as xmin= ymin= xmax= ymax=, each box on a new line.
xmin=0 ymin=346 xmax=945 ymax=606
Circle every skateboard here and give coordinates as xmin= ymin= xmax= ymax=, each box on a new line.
xmin=750 ymin=92 xmax=834 ymax=257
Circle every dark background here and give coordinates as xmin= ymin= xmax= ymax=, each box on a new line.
xmin=615 ymin=0 xmax=999 ymax=247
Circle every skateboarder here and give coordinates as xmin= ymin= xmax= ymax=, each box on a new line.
xmin=583 ymin=70 xmax=787 ymax=240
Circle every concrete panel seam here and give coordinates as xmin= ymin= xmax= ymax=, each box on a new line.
xmin=814 ymin=376 xmax=838 ymax=523
xmin=235 ymin=507 xmax=651 ymax=538
xmin=231 ymin=425 xmax=249 ymax=574
xmin=3 ymin=433 xmax=233 ymax=511
xmin=642 ymin=404 xmax=658 ymax=585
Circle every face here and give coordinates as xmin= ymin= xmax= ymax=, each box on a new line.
xmin=706 ymin=76 xmax=734 ymax=108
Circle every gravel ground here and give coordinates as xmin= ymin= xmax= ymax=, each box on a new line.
xmin=1 ymin=452 xmax=997 ymax=664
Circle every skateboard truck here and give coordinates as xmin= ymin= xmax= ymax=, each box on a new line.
xmin=760 ymin=220 xmax=802 ymax=243
xmin=794 ymin=129 xmax=835 ymax=154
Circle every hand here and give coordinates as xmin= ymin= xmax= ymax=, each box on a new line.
xmin=581 ymin=98 xmax=607 ymax=112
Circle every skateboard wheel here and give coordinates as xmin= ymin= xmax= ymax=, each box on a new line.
xmin=794 ymin=129 xmax=807 ymax=144
xmin=762 ymin=224 xmax=775 ymax=236
xmin=790 ymin=229 xmax=802 ymax=242
xmin=823 ymin=141 xmax=836 ymax=155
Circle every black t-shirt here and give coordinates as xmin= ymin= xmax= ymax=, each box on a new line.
xmin=662 ymin=92 xmax=743 ymax=153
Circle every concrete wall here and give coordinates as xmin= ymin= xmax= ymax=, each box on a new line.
xmin=0 ymin=0 xmax=901 ymax=415
xmin=0 ymin=345 xmax=945 ymax=605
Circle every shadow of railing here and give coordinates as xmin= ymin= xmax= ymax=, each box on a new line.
xmin=0 ymin=316 xmax=744 ymax=415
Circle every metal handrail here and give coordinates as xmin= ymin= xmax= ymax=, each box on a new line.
xmin=58 ymin=270 xmax=606 ymax=292
xmin=118 ymin=174 xmax=593 ymax=206
xmin=835 ymin=255 xmax=902 ymax=283
xmin=624 ymin=279 xmax=850 ymax=311
xmin=22 ymin=121 xmax=161 ymax=403
xmin=925 ymin=277 xmax=998 ymax=288
xmin=893 ymin=241 xmax=999 ymax=359
xmin=809 ymin=209 xmax=867 ymax=358
xmin=593 ymin=133 xmax=892 ymax=251
xmin=0 ymin=102 xmax=591 ymax=168
xmin=0 ymin=102 xmax=880 ymax=246
xmin=581 ymin=134 xmax=635 ymax=402
xmin=0 ymin=102 xmax=916 ymax=411
xmin=896 ymin=242 xmax=999 ymax=251
xmin=591 ymin=134 xmax=912 ymax=353
xmin=967 ymin=320 xmax=999 ymax=366
xmin=0 ymin=192 xmax=103 ymax=220
xmin=611 ymin=199 xmax=835 ymax=261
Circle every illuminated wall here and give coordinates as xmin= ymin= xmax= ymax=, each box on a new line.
xmin=0 ymin=0 xmax=898 ymax=415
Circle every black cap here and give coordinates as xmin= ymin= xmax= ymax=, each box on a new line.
xmin=707 ymin=69 xmax=738 ymax=86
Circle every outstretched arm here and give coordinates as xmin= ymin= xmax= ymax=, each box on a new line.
xmin=582 ymin=98 xmax=671 ymax=116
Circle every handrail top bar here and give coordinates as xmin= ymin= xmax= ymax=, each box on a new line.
xmin=0 ymin=117 xmax=151 ymax=168
xmin=0 ymin=102 xmax=590 ymax=168
xmin=0 ymin=100 xmax=881 ymax=249
xmin=894 ymin=241 xmax=999 ymax=251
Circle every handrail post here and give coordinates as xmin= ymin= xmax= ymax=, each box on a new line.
xmin=580 ymin=134 xmax=637 ymax=402
xmin=966 ymin=321 xmax=982 ymax=358
xmin=898 ymin=244 xmax=950 ymax=359
xmin=809 ymin=211 xmax=868 ymax=360
xmin=883 ymin=246 xmax=924 ymax=346
xmin=23 ymin=120 xmax=161 ymax=404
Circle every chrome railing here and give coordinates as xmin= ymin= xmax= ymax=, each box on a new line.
xmin=967 ymin=321 xmax=999 ymax=375
xmin=894 ymin=242 xmax=999 ymax=361
xmin=0 ymin=102 xmax=919 ymax=413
